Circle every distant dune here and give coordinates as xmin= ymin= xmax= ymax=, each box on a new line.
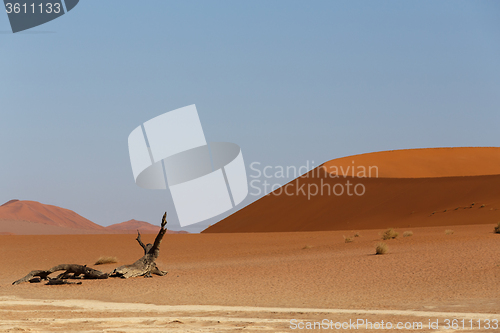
xmin=105 ymin=219 xmax=188 ymax=234
xmin=106 ymin=219 xmax=160 ymax=234
xmin=204 ymin=147 xmax=500 ymax=233
xmin=0 ymin=200 xmax=187 ymax=235
xmin=0 ymin=220 xmax=110 ymax=235
xmin=0 ymin=200 xmax=105 ymax=235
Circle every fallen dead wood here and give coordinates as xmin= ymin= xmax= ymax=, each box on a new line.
xmin=13 ymin=212 xmax=169 ymax=285
xmin=12 ymin=264 xmax=108 ymax=285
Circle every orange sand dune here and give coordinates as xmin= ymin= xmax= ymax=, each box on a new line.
xmin=0 ymin=200 xmax=189 ymax=235
xmin=205 ymin=147 xmax=500 ymax=233
xmin=323 ymin=147 xmax=500 ymax=178
xmin=0 ymin=219 xmax=109 ymax=235
xmin=0 ymin=200 xmax=105 ymax=231
xmin=105 ymin=219 xmax=188 ymax=234
xmin=105 ymin=219 xmax=161 ymax=234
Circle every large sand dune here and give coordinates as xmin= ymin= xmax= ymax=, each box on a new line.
xmin=323 ymin=146 xmax=500 ymax=178
xmin=204 ymin=147 xmax=500 ymax=233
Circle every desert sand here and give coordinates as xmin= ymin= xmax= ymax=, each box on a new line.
xmin=1 ymin=147 xmax=499 ymax=332
xmin=1 ymin=224 xmax=499 ymax=332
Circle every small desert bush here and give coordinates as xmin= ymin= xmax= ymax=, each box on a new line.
xmin=343 ymin=236 xmax=354 ymax=243
xmin=354 ymin=232 xmax=360 ymax=238
xmin=375 ymin=242 xmax=388 ymax=255
xmin=494 ymin=222 xmax=500 ymax=234
xmin=403 ymin=231 xmax=413 ymax=237
xmin=302 ymin=245 xmax=312 ymax=250
xmin=382 ymin=228 xmax=399 ymax=240
xmin=95 ymin=256 xmax=118 ymax=265
xmin=445 ymin=229 xmax=454 ymax=235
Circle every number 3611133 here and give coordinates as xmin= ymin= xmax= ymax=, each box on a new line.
xmin=5 ymin=3 xmax=62 ymax=14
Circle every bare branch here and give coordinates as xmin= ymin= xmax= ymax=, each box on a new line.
xmin=150 ymin=212 xmax=167 ymax=258
xmin=136 ymin=230 xmax=147 ymax=254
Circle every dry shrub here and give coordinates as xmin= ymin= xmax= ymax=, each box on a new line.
xmin=354 ymin=232 xmax=360 ymax=238
xmin=95 ymin=256 xmax=118 ymax=265
xmin=343 ymin=236 xmax=354 ymax=243
xmin=302 ymin=245 xmax=312 ymax=250
xmin=494 ymin=222 xmax=500 ymax=234
xmin=382 ymin=228 xmax=399 ymax=240
xmin=375 ymin=242 xmax=388 ymax=255
xmin=445 ymin=230 xmax=454 ymax=235
xmin=403 ymin=231 xmax=413 ymax=237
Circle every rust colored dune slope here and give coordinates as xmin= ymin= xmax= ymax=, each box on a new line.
xmin=0 ymin=200 xmax=105 ymax=232
xmin=204 ymin=147 xmax=500 ymax=233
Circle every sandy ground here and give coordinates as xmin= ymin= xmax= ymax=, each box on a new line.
xmin=0 ymin=224 xmax=499 ymax=332
xmin=1 ymin=297 xmax=499 ymax=332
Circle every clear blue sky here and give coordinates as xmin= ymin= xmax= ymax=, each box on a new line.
xmin=1 ymin=1 xmax=499 ymax=232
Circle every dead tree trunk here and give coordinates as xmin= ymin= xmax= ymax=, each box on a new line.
xmin=13 ymin=212 xmax=169 ymax=285
xmin=12 ymin=264 xmax=108 ymax=285
xmin=110 ymin=212 xmax=168 ymax=278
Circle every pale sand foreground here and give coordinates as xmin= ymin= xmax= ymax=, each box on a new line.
xmin=0 ymin=224 xmax=499 ymax=332
xmin=1 ymin=296 xmax=499 ymax=332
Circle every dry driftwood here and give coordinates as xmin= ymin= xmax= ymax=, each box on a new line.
xmin=12 ymin=264 xmax=108 ymax=285
xmin=13 ymin=212 xmax=168 ymax=285
xmin=110 ymin=212 xmax=168 ymax=278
